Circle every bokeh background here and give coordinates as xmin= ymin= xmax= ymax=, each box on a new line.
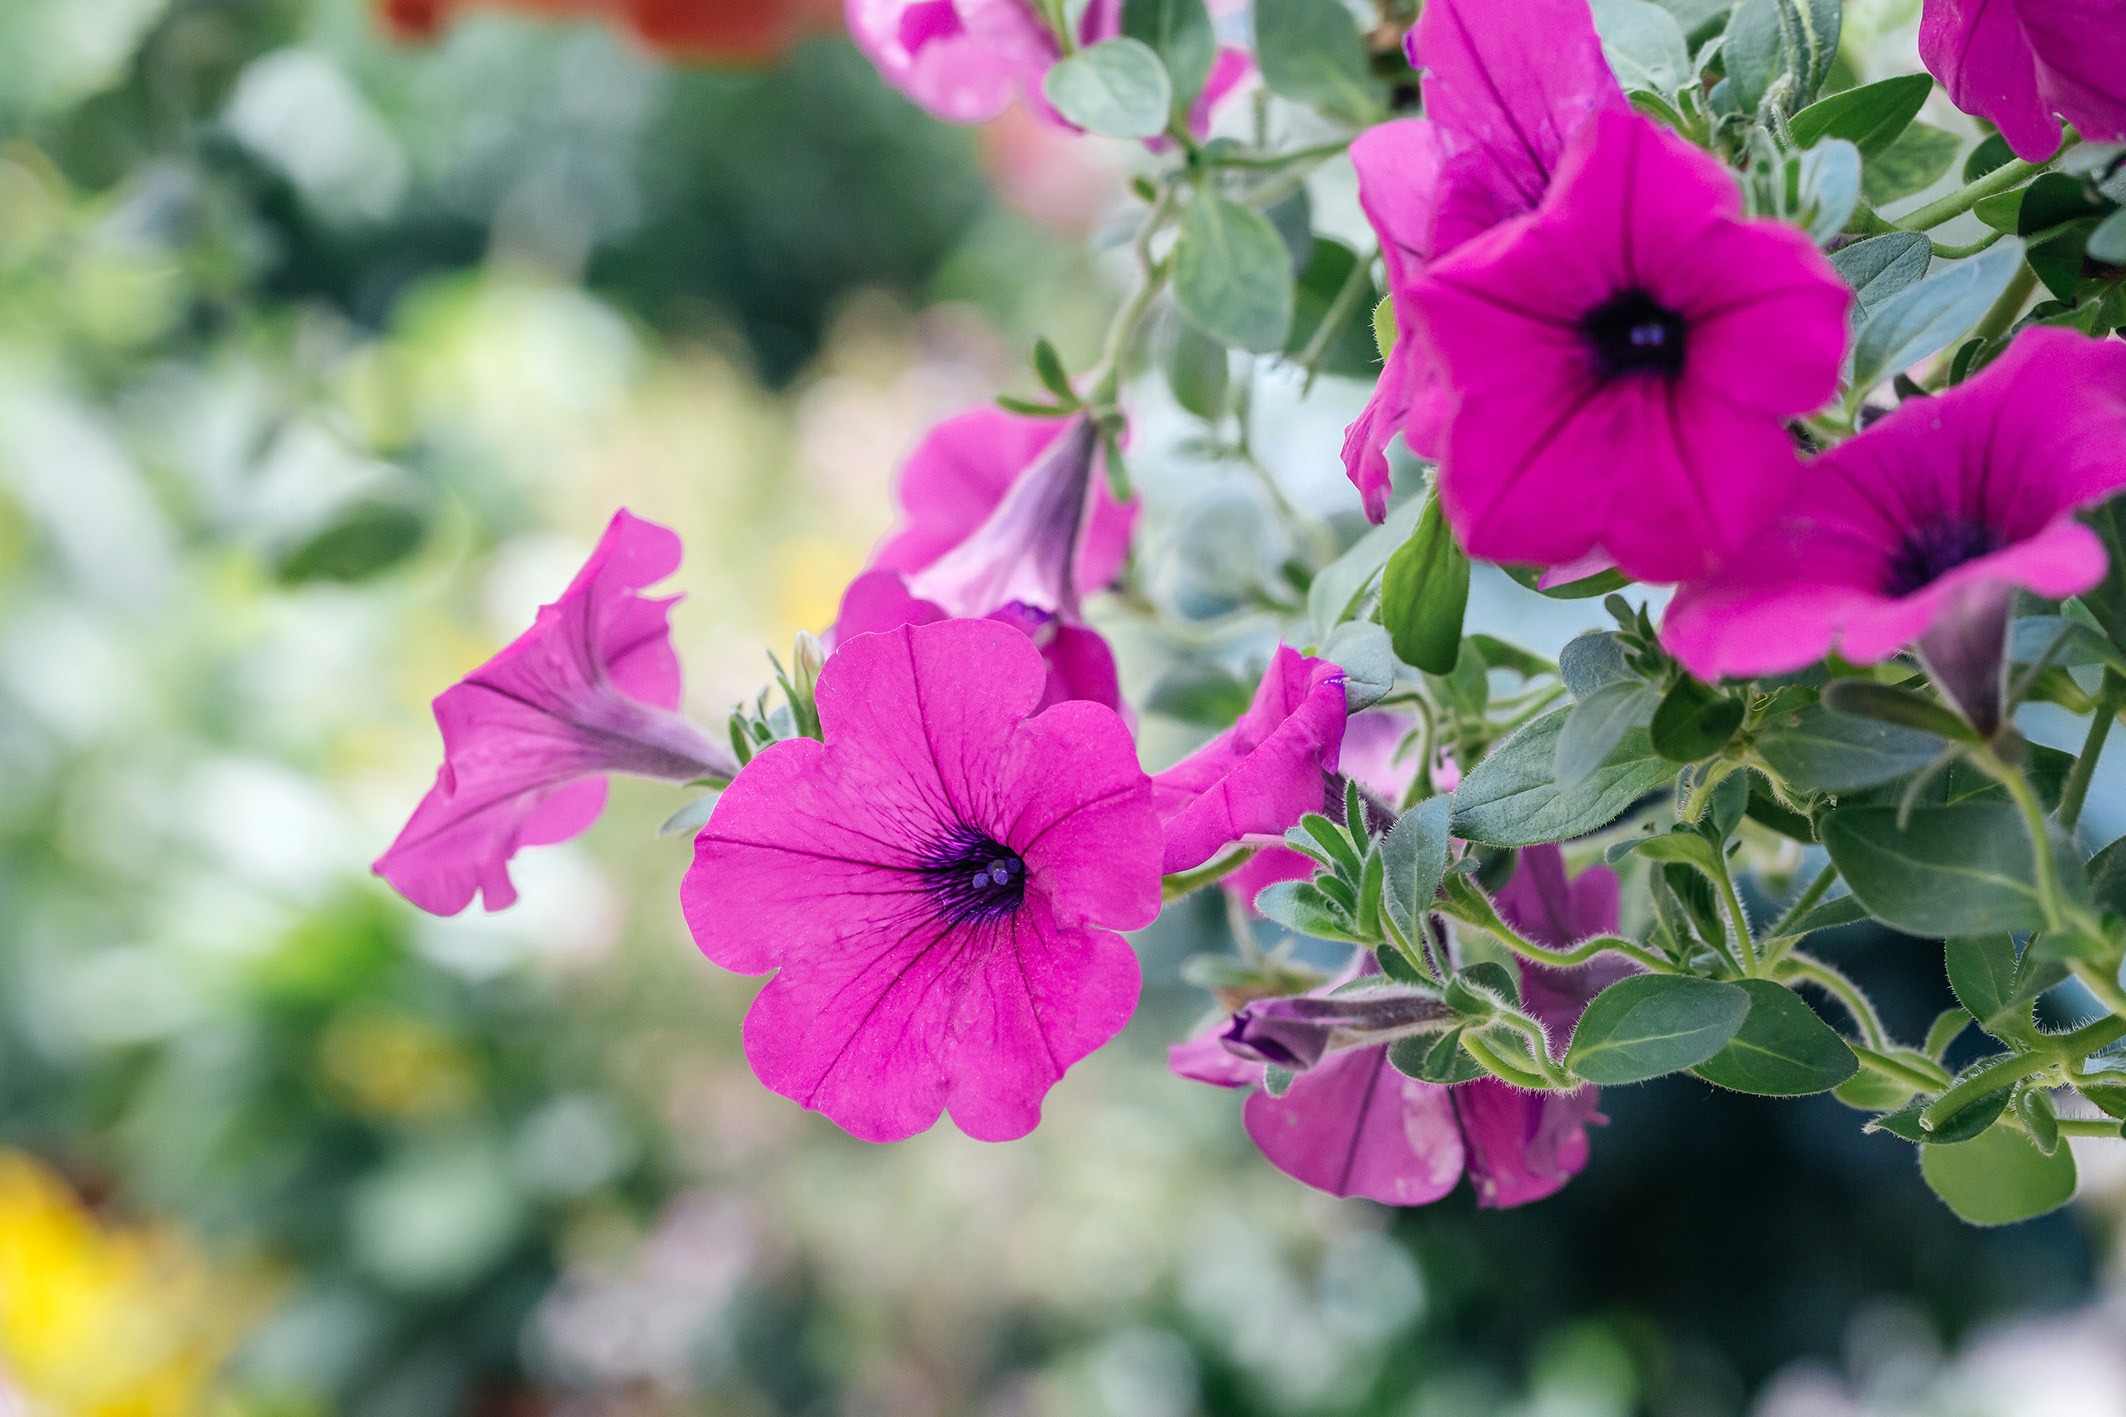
xmin=3 ymin=1 xmax=2126 ymax=1414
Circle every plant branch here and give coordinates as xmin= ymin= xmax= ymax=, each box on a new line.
xmin=1782 ymin=951 xmax=1890 ymax=1051
xmin=1895 ymin=133 xmax=2073 ymax=232
xmin=1766 ymin=861 xmax=1838 ymax=939
xmin=1164 ymin=847 xmax=1259 ymax=902
xmin=2060 ymin=668 xmax=2126 ymax=830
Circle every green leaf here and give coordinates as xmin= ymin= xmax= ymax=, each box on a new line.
xmin=1820 ymin=803 xmax=2070 ymax=937
xmin=1566 ymin=975 xmax=1752 ymax=1085
xmin=1850 ymin=237 xmax=2027 ymax=396
xmin=2079 ymin=495 xmax=2126 ymax=652
xmin=1557 ymin=681 xmax=1661 ymax=790
xmin=1618 ymin=826 xmax=1728 ymax=878
xmin=1921 ymin=1123 xmax=2078 ymax=1225
xmin=1781 ymin=893 xmax=1870 ymax=937
xmin=1381 ymin=495 xmax=1470 ymax=675
xmin=1284 ymin=239 xmax=1383 ymax=378
xmin=1501 ymin=563 xmax=1634 ymax=600
xmin=1745 ymin=776 xmax=1817 ymax=843
xmin=1166 ymin=319 xmax=1230 ymax=421
xmin=1795 ymin=139 xmax=1863 ymax=246
xmin=1725 ymin=0 xmax=1840 ymax=114
xmin=1692 ymin=979 xmax=1858 ymax=1095
xmin=275 ymin=498 xmax=425 ymax=585
xmin=1819 ymin=677 xmax=1978 ymax=742
xmin=2075 ymin=1075 xmax=2126 ymax=1120
xmin=2019 ymin=1086 xmax=2060 ymax=1155
xmin=1754 ymin=700 xmax=1944 ymax=791
xmin=1829 ymin=232 xmax=1933 ymax=319
xmin=1382 ymin=795 xmax=1452 ymax=945
xmin=1323 ymin=620 xmax=1396 ymax=712
xmin=1373 ymin=296 xmax=1397 ymax=360
xmin=2089 ymin=834 xmax=2126 ymax=917
xmin=1861 ymin=121 xmax=1961 ymax=205
xmin=1043 ymin=39 xmax=1174 ymax=140
xmin=1974 ymin=188 xmax=2025 ymax=230
xmin=1144 ymin=660 xmax=1253 ymax=726
xmin=1560 ymin=631 xmax=1635 ymax=700
xmin=1306 ymin=494 xmax=1426 ymax=635
xmin=1032 ymin=337 xmax=1076 ymax=404
xmin=1252 ymin=0 xmax=1381 ymax=123
xmin=1253 ymin=880 xmax=1371 ymax=943
xmin=1452 ymin=707 xmax=1679 ymax=847
xmin=1122 ymin=0 xmax=1217 ymax=108
xmin=1591 ymin=0 xmax=1693 ymax=92
xmin=1789 ymin=72 xmax=1933 ymax=157
xmin=1837 ymin=1067 xmax=1918 ymax=1112
xmin=1963 ymin=131 xmax=2016 ymax=182
xmin=1446 ymin=960 xmax=1522 ymax=1014
xmin=2008 ymin=615 xmax=2126 ymax=675
xmin=1650 ymin=677 xmax=1744 ymax=763
xmin=1173 ymin=193 xmax=1296 ymax=354
xmin=1945 ymin=935 xmax=2025 ymax=1036
xmin=2017 ymin=171 xmax=2115 ymax=300
xmin=1870 ymin=1079 xmax=2011 ymax=1144
xmin=2091 ymin=207 xmax=2126 ymax=265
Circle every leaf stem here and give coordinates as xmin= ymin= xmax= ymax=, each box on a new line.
xmin=1920 ymin=1051 xmax=2052 ymax=1132
xmin=1163 ymin=847 xmax=1259 ymax=902
xmin=2060 ymin=669 xmax=2126 ymax=831
xmin=1440 ymin=875 xmax=1673 ymax=973
xmin=1781 ymin=951 xmax=1889 ymax=1051
xmin=2055 ymin=1117 xmax=2126 ymax=1138
xmin=1462 ymin=1032 xmax=1564 ymax=1090
xmin=1895 ymin=135 xmax=2071 ymax=232
xmin=1851 ymin=1044 xmax=1953 ymax=1094
xmin=1971 ymin=744 xmax=2087 ymax=936
xmin=1199 ymin=138 xmax=1353 ymax=171
xmin=1766 ymin=861 xmax=1838 ymax=940
xmin=1296 ymin=246 xmax=1377 ymax=393
xmin=1931 ymin=229 xmax=2006 ymax=259
xmin=2057 ymin=1011 xmax=2126 ymax=1060
xmin=1085 ymin=184 xmax=1179 ymax=410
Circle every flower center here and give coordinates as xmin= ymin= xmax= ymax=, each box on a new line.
xmin=1883 ymin=518 xmax=2003 ymax=596
xmin=1580 ymin=288 xmax=1689 ymax=381
xmin=919 ymin=826 xmax=1026 ymax=925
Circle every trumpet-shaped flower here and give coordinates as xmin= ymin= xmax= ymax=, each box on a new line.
xmin=1920 ymin=0 xmax=2126 ymax=161
xmin=1170 ymin=845 xmax=1625 ymax=1207
xmin=1149 ymin=646 xmax=1348 ymax=875
xmin=1409 ymin=109 xmax=1851 ymax=583
xmin=1661 ymin=329 xmax=2126 ymax=705
xmin=1221 ymin=708 xmax=1422 ymax=907
xmin=831 ymin=408 xmax=1137 ymax=712
xmin=376 ymin=510 xmax=735 ymax=915
xmin=1342 ymin=0 xmax=1627 ymax=520
xmin=685 ymin=618 xmax=1163 ymax=1143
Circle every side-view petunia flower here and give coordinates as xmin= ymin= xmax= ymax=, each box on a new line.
xmin=1171 ymin=845 xmax=1626 ymax=1207
xmin=1149 ymin=645 xmax=1349 ymax=875
xmin=1409 ymin=109 xmax=1851 ymax=583
xmin=1661 ymin=327 xmax=2126 ymax=731
xmin=849 ymin=0 xmax=1252 ymax=134
xmin=376 ymin=510 xmax=737 ymax=915
xmin=685 ymin=617 xmax=1164 ymax=1143
xmin=1221 ymin=708 xmax=1423 ymax=907
xmin=830 ymin=407 xmax=1138 ymax=711
xmin=1341 ymin=0 xmax=1628 ymax=521
xmin=1920 ymin=0 xmax=2126 ymax=161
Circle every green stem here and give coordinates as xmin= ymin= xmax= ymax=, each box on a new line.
xmin=2058 ymin=1012 xmax=2126 ymax=1060
xmin=1766 ymin=861 xmax=1838 ymax=940
xmin=2056 ymin=1118 xmax=2126 ymax=1138
xmin=1920 ymin=1051 xmax=2053 ymax=1132
xmin=2060 ymin=669 xmax=2126 ymax=831
xmin=1440 ymin=876 xmax=1674 ymax=973
xmin=1712 ymin=859 xmax=1759 ymax=977
xmin=1199 ymin=138 xmax=1352 ymax=170
xmin=1852 ymin=1045 xmax=1954 ymax=1094
xmin=1463 ymin=1032 xmax=1562 ymax=1091
xmin=1163 ymin=847 xmax=1259 ymax=902
xmin=1297 ymin=247 xmax=1377 ymax=392
xmin=1895 ymin=137 xmax=2072 ymax=232
xmin=1782 ymin=952 xmax=1889 ymax=1050
xmin=1490 ymin=1008 xmax=1574 ymax=1088
xmin=1931 ymin=229 xmax=2006 ymax=260
xmin=1085 ymin=185 xmax=1177 ymax=409
xmin=1967 ymin=260 xmax=2039 ymax=348
xmin=1973 ymin=745 xmax=2087 ymax=935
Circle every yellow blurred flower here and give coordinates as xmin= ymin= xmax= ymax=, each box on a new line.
xmin=0 ymin=1152 xmax=263 ymax=1417
xmin=317 ymin=1010 xmax=479 ymax=1123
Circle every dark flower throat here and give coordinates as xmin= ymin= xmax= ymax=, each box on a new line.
xmin=1581 ymin=288 xmax=1688 ymax=381
xmin=920 ymin=826 xmax=1026 ymax=925
xmin=1883 ymin=518 xmax=2003 ymax=597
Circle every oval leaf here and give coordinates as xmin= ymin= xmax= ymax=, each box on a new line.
xmin=1174 ymin=193 xmax=1296 ymax=354
xmin=1122 ymin=0 xmax=1217 ymax=107
xmin=1451 ymin=707 xmax=1679 ymax=848
xmin=1381 ymin=495 xmax=1471 ymax=675
xmin=1851 ymin=237 xmax=2027 ymax=396
xmin=1829 ymin=232 xmax=1933 ymax=319
xmin=1557 ymin=681 xmax=1660 ymax=790
xmin=1566 ymin=975 xmax=1752 ymax=1085
xmin=1252 ymin=0 xmax=1381 ymax=123
xmin=1789 ymin=72 xmax=1933 ymax=157
xmin=1753 ymin=701 xmax=1943 ymax=791
xmin=1820 ymin=803 xmax=2066 ymax=937
xmin=1382 ymin=795 xmax=1452 ymax=944
xmin=1650 ymin=677 xmax=1744 ymax=763
xmin=1043 ymin=39 xmax=1174 ymax=139
xmin=1691 ymin=979 xmax=1858 ymax=1095
xmin=1920 ymin=1123 xmax=2078 ymax=1226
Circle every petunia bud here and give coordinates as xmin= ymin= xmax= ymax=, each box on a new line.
xmin=1222 ymin=987 xmax=1456 ymax=1071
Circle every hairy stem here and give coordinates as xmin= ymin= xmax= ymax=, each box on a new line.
xmin=1164 ymin=847 xmax=1259 ymax=902
xmin=1896 ymin=134 xmax=2072 ymax=232
xmin=1766 ymin=861 xmax=1838 ymax=940
xmin=1782 ymin=952 xmax=1889 ymax=1051
xmin=1463 ymin=1032 xmax=1562 ymax=1091
xmin=2060 ymin=669 xmax=2126 ymax=830
xmin=2056 ymin=1117 xmax=2126 ymax=1138
xmin=1921 ymin=1051 xmax=2053 ymax=1132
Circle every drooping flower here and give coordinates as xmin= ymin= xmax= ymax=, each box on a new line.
xmin=1149 ymin=646 xmax=1349 ymax=875
xmin=830 ymin=407 xmax=1138 ymax=711
xmin=1661 ymin=328 xmax=2126 ymax=730
xmin=1407 ymin=109 xmax=1852 ymax=583
xmin=381 ymin=0 xmax=841 ymax=60
xmin=848 ymin=0 xmax=1252 ymax=134
xmin=1341 ymin=0 xmax=1628 ymax=521
xmin=685 ymin=618 xmax=1163 ymax=1143
xmin=1920 ymin=0 xmax=2126 ymax=162
xmin=1170 ymin=845 xmax=1626 ymax=1207
xmin=376 ymin=510 xmax=736 ymax=915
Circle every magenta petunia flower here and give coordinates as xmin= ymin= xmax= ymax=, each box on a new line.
xmin=1221 ymin=708 xmax=1422 ymax=907
xmin=848 ymin=0 xmax=1252 ymax=135
xmin=1661 ymin=328 xmax=2126 ymax=712
xmin=375 ymin=510 xmax=735 ymax=915
xmin=1341 ymin=0 xmax=1627 ymax=521
xmin=1170 ymin=845 xmax=1625 ymax=1207
xmin=1920 ymin=0 xmax=2126 ymax=161
xmin=831 ymin=408 xmax=1139 ymax=712
xmin=1149 ymin=645 xmax=1348 ymax=875
xmin=684 ymin=617 xmax=1163 ymax=1143
xmin=1408 ymin=109 xmax=1851 ymax=583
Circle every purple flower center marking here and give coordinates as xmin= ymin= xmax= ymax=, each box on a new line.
xmin=1883 ymin=517 xmax=2004 ymax=597
xmin=1580 ymin=288 xmax=1688 ymax=381
xmin=919 ymin=825 xmax=1027 ymax=924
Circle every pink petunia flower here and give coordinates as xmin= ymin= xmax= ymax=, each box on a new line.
xmin=1661 ymin=328 xmax=2126 ymax=728
xmin=830 ymin=408 xmax=1139 ymax=712
xmin=684 ymin=617 xmax=1163 ymax=1143
xmin=1221 ymin=707 xmax=1425 ymax=907
xmin=1170 ymin=844 xmax=1626 ymax=1207
xmin=1341 ymin=0 xmax=1628 ymax=521
xmin=1149 ymin=645 xmax=1349 ymax=875
xmin=1920 ymin=0 xmax=2126 ymax=162
xmin=1407 ymin=109 xmax=1851 ymax=583
xmin=849 ymin=0 xmax=1253 ymax=135
xmin=376 ymin=510 xmax=735 ymax=915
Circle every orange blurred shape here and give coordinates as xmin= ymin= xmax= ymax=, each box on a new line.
xmin=978 ymin=103 xmax=1127 ymax=235
xmin=378 ymin=0 xmax=842 ymax=61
